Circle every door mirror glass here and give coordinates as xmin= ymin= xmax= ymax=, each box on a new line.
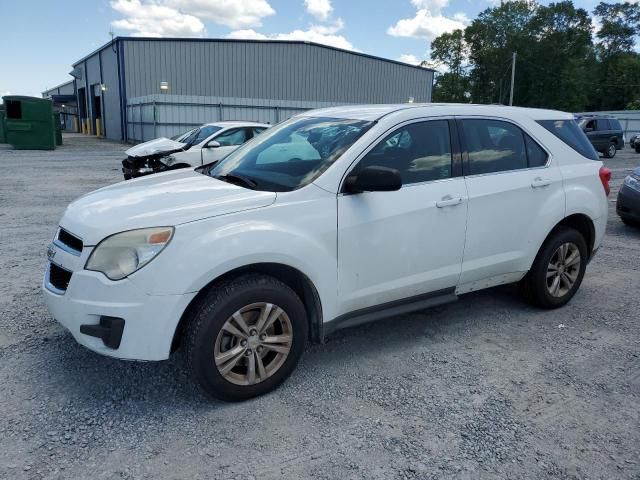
xmin=344 ymin=166 xmax=402 ymax=193
xmin=206 ymin=140 xmax=221 ymax=148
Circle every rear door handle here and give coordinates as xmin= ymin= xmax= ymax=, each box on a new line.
xmin=436 ymin=195 xmax=463 ymax=208
xmin=531 ymin=177 xmax=552 ymax=188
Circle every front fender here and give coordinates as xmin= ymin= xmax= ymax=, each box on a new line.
xmin=130 ymin=187 xmax=338 ymax=319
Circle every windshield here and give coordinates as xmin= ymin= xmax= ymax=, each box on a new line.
xmin=172 ymin=125 xmax=223 ymax=145
xmin=171 ymin=128 xmax=198 ymax=142
xmin=206 ymin=116 xmax=373 ymax=192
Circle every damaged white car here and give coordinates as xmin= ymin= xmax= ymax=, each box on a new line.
xmin=121 ymin=121 xmax=269 ymax=179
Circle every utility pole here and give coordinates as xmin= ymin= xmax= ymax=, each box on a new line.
xmin=509 ymin=51 xmax=517 ymax=106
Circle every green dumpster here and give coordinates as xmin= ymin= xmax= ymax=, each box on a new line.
xmin=53 ymin=111 xmax=63 ymax=146
xmin=2 ymin=96 xmax=56 ymax=150
xmin=0 ymin=106 xmax=6 ymax=143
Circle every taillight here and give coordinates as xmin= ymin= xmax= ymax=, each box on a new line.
xmin=599 ymin=166 xmax=612 ymax=196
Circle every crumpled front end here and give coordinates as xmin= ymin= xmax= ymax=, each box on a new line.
xmin=122 ymin=153 xmax=172 ymax=180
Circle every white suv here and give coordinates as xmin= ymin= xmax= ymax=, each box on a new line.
xmin=44 ymin=104 xmax=610 ymax=401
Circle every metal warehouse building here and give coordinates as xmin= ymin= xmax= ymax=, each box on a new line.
xmin=43 ymin=37 xmax=434 ymax=142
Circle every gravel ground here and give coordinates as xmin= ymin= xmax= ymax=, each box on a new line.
xmin=0 ymin=133 xmax=638 ymax=480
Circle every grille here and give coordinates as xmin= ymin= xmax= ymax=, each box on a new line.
xmin=49 ymin=263 xmax=73 ymax=292
xmin=57 ymin=228 xmax=83 ymax=254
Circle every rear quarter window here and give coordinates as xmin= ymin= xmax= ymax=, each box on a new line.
xmin=610 ymin=119 xmax=622 ymax=130
xmin=537 ymin=120 xmax=599 ymax=161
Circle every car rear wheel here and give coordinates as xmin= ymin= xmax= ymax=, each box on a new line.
xmin=185 ymin=274 xmax=308 ymax=401
xmin=604 ymin=142 xmax=617 ymax=158
xmin=621 ymin=217 xmax=639 ymax=227
xmin=522 ymin=227 xmax=588 ymax=309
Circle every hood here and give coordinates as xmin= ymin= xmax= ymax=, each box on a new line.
xmin=59 ymin=169 xmax=276 ymax=245
xmin=125 ymin=138 xmax=187 ymax=158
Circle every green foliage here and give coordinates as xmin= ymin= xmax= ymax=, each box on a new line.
xmin=428 ymin=0 xmax=640 ymax=111
xmin=625 ymin=99 xmax=640 ymax=109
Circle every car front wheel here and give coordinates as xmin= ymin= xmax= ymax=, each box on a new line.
xmin=522 ymin=227 xmax=588 ymax=309
xmin=185 ymin=274 xmax=308 ymax=401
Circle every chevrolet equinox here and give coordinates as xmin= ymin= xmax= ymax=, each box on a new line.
xmin=44 ymin=104 xmax=610 ymax=401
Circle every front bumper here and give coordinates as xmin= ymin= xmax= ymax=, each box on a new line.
xmin=121 ymin=158 xmax=167 ymax=180
xmin=43 ymin=264 xmax=196 ymax=361
xmin=617 ymin=183 xmax=640 ymax=221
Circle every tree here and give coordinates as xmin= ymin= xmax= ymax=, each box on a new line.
xmin=429 ymin=30 xmax=470 ymax=102
xmin=593 ymin=2 xmax=640 ymax=56
xmin=591 ymin=2 xmax=640 ymax=109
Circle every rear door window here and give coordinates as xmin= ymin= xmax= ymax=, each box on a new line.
xmin=537 ymin=120 xmax=599 ymax=160
xmin=461 ymin=119 xmax=528 ymax=175
xmin=597 ymin=119 xmax=611 ymax=131
xmin=525 ymin=135 xmax=548 ymax=167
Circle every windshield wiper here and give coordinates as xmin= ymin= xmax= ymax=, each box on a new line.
xmin=213 ymin=174 xmax=258 ymax=189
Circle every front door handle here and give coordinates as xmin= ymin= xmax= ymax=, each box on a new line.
xmin=531 ymin=177 xmax=552 ymax=188
xmin=436 ymin=195 xmax=463 ymax=208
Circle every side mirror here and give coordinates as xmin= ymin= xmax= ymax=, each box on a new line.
xmin=344 ymin=166 xmax=402 ymax=194
xmin=206 ymin=140 xmax=221 ymax=148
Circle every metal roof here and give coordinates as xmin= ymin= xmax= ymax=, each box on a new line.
xmin=72 ymin=36 xmax=435 ymax=73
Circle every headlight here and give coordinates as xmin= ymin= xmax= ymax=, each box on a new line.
xmin=624 ymin=174 xmax=640 ymax=191
xmin=85 ymin=227 xmax=174 ymax=280
xmin=163 ymin=155 xmax=177 ymax=166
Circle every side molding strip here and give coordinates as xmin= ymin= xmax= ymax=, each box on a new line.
xmin=323 ymin=287 xmax=457 ymax=338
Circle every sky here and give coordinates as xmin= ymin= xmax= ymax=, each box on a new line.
xmin=0 ymin=0 xmax=602 ymax=98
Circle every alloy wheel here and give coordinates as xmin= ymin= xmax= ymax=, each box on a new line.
xmin=546 ymin=242 xmax=581 ymax=298
xmin=214 ymin=302 xmax=293 ymax=386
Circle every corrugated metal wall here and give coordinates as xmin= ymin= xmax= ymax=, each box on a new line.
xmin=126 ymin=94 xmax=357 ymax=141
xmin=576 ymin=110 xmax=640 ymax=138
xmin=122 ymin=39 xmax=433 ymax=105
xmin=70 ymin=37 xmax=433 ymax=141
xmin=42 ymin=81 xmax=77 ymax=132
xmin=100 ymin=46 xmax=123 ymax=141
xmin=43 ymin=81 xmax=75 ymax=96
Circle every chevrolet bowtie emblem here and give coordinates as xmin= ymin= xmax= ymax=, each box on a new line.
xmin=47 ymin=244 xmax=56 ymax=261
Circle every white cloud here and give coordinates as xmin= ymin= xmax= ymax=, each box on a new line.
xmin=111 ymin=0 xmax=275 ymax=36
xmin=111 ymin=0 xmax=205 ymax=37
xmin=387 ymin=7 xmax=469 ymax=41
xmin=227 ymin=19 xmax=355 ymax=50
xmin=398 ymin=54 xmax=421 ymax=65
xmin=165 ymin=0 xmax=275 ymax=28
xmin=304 ymin=0 xmax=333 ymax=21
xmin=411 ymin=0 xmax=449 ymax=11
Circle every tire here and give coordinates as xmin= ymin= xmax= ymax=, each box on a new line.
xmin=621 ymin=217 xmax=640 ymax=227
xmin=522 ymin=227 xmax=588 ymax=309
xmin=604 ymin=142 xmax=617 ymax=158
xmin=185 ymin=274 xmax=308 ymax=401
xmin=635 ymin=144 xmax=640 ymax=154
